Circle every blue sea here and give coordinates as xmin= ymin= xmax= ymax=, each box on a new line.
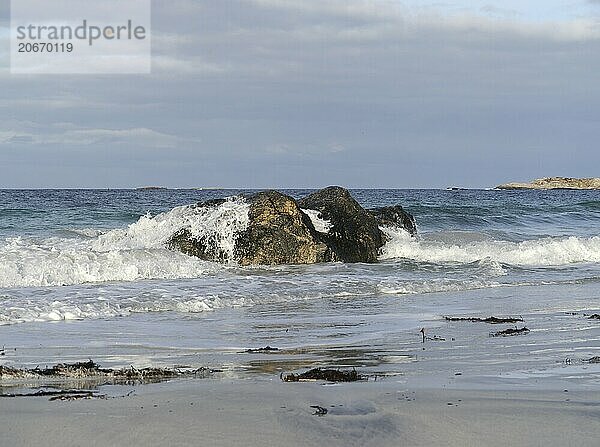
xmin=1 ymin=189 xmax=599 ymax=386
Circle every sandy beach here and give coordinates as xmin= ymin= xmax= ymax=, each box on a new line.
xmin=1 ymin=378 xmax=598 ymax=447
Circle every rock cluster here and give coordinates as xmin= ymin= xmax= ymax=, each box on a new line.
xmin=168 ymin=186 xmax=416 ymax=265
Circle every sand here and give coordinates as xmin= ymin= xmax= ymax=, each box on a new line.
xmin=1 ymin=378 xmax=599 ymax=447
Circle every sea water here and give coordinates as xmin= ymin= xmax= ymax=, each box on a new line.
xmin=0 ymin=189 xmax=599 ymax=387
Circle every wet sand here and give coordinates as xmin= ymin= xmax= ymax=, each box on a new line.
xmin=1 ymin=379 xmax=599 ymax=447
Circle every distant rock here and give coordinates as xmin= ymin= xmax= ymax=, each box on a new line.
xmin=136 ymin=186 xmax=168 ymax=191
xmin=168 ymin=186 xmax=417 ymax=266
xmin=298 ymin=186 xmax=384 ymax=263
xmin=496 ymin=177 xmax=600 ymax=190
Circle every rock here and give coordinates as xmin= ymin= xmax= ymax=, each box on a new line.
xmin=135 ymin=186 xmax=168 ymax=191
xmin=298 ymin=186 xmax=384 ymax=263
xmin=235 ymin=191 xmax=330 ymax=265
xmin=368 ymin=205 xmax=417 ymax=237
xmin=496 ymin=177 xmax=600 ymax=190
xmin=168 ymin=187 xmax=417 ymax=266
xmin=167 ymin=199 xmax=230 ymax=262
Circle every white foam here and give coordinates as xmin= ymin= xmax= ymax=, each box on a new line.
xmin=92 ymin=197 xmax=250 ymax=259
xmin=0 ymin=198 xmax=250 ymax=288
xmin=302 ymin=209 xmax=332 ymax=233
xmin=0 ymin=293 xmax=254 ymax=325
xmin=378 ymin=279 xmax=501 ymax=295
xmin=380 ymin=227 xmax=600 ymax=266
xmin=68 ymin=228 xmax=105 ymax=238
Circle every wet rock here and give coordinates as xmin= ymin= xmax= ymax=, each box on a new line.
xmin=298 ymin=186 xmax=384 ymax=263
xmin=168 ymin=187 xmax=416 ymax=266
xmin=167 ymin=199 xmax=231 ymax=261
xmin=368 ymin=205 xmax=417 ymax=237
xmin=235 ymin=190 xmax=330 ymax=265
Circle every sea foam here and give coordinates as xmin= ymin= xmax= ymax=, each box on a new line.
xmin=380 ymin=227 xmax=600 ymax=266
xmin=302 ymin=209 xmax=332 ymax=233
xmin=0 ymin=198 xmax=250 ymax=288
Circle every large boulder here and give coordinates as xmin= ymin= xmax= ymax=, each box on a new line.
xmin=167 ymin=187 xmax=417 ymax=265
xmin=167 ymin=199 xmax=230 ymax=262
xmin=235 ymin=191 xmax=330 ymax=265
xmin=298 ymin=186 xmax=384 ymax=263
xmin=368 ymin=205 xmax=417 ymax=237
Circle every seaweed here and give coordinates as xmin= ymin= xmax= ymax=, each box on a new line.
xmin=0 ymin=389 xmax=105 ymax=400
xmin=282 ymin=368 xmax=364 ymax=382
xmin=445 ymin=316 xmax=523 ymax=324
xmin=490 ymin=327 xmax=530 ymax=337
xmin=0 ymin=360 xmax=213 ymax=384
xmin=585 ymin=356 xmax=600 ymax=364
xmin=245 ymin=346 xmax=279 ymax=353
xmin=310 ymin=405 xmax=328 ymax=416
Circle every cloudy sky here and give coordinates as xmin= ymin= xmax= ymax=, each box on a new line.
xmin=1 ymin=0 xmax=599 ymax=188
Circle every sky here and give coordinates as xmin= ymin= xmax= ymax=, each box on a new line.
xmin=1 ymin=0 xmax=600 ymax=189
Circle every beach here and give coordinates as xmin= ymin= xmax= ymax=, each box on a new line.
xmin=2 ymin=380 xmax=599 ymax=447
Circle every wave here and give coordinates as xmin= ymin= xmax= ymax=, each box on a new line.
xmin=301 ymin=209 xmax=332 ymax=233
xmin=0 ymin=293 xmax=253 ymax=325
xmin=576 ymin=200 xmax=600 ymax=210
xmin=378 ymin=279 xmax=502 ymax=295
xmin=0 ymin=198 xmax=250 ymax=288
xmin=380 ymin=228 xmax=600 ymax=266
xmin=91 ymin=197 xmax=249 ymax=256
xmin=0 ymin=284 xmax=368 ymax=325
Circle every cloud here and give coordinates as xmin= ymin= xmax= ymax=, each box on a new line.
xmin=0 ymin=122 xmax=198 ymax=148
xmin=1 ymin=0 xmax=600 ymax=188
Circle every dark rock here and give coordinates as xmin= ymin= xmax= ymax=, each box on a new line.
xmin=167 ymin=199 xmax=230 ymax=262
xmin=166 ymin=193 xmax=330 ymax=265
xmin=368 ymin=205 xmax=417 ymax=237
xmin=298 ymin=186 xmax=384 ymax=263
xmin=167 ymin=187 xmax=417 ymax=266
xmin=235 ymin=190 xmax=330 ymax=265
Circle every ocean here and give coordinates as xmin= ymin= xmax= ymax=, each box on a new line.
xmin=1 ymin=189 xmax=599 ymax=386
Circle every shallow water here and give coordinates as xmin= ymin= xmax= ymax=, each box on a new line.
xmin=0 ymin=189 xmax=599 ymax=386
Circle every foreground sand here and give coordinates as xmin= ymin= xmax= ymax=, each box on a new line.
xmin=1 ymin=378 xmax=598 ymax=447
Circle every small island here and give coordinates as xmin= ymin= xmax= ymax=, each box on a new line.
xmin=496 ymin=177 xmax=600 ymax=190
xmin=135 ymin=186 xmax=168 ymax=191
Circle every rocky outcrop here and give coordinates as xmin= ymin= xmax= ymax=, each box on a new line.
xmin=497 ymin=177 xmax=600 ymax=190
xmin=368 ymin=205 xmax=417 ymax=237
xmin=234 ymin=191 xmax=330 ymax=265
xmin=168 ymin=186 xmax=417 ymax=266
xmin=167 ymin=199 xmax=230 ymax=262
xmin=298 ymin=186 xmax=384 ymax=263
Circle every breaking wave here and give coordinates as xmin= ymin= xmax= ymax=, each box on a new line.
xmin=302 ymin=208 xmax=332 ymax=233
xmin=380 ymin=227 xmax=600 ymax=266
xmin=0 ymin=198 xmax=250 ymax=288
